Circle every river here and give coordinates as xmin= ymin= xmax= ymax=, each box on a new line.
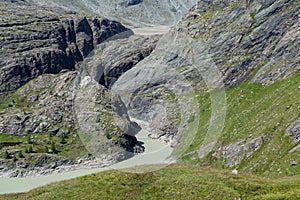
xmin=0 ymin=129 xmax=173 ymax=194
xmin=132 ymin=26 xmax=170 ymax=35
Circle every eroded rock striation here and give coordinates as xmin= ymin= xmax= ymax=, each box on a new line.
xmin=183 ymin=0 xmax=300 ymax=87
xmin=0 ymin=0 xmax=132 ymax=93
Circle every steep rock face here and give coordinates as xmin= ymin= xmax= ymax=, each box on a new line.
xmin=0 ymin=72 xmax=85 ymax=177
xmin=111 ymin=30 xmax=203 ymax=146
xmin=0 ymin=1 xmax=132 ymax=93
xmin=1 ymin=0 xmax=299 ymax=177
xmin=182 ymin=0 xmax=300 ymax=87
xmin=0 ymin=71 xmax=143 ymax=177
xmin=180 ymin=0 xmax=299 ymax=172
xmin=86 ymin=35 xmax=161 ymax=88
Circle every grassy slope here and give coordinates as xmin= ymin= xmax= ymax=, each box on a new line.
xmin=182 ymin=71 xmax=300 ymax=177
xmin=1 ymin=164 xmax=300 ymax=200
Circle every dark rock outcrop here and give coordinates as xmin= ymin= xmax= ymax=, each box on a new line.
xmin=0 ymin=1 xmax=132 ymax=93
xmin=286 ymin=118 xmax=300 ymax=143
xmin=119 ymin=0 xmax=143 ymax=7
xmin=86 ymin=35 xmax=161 ymax=88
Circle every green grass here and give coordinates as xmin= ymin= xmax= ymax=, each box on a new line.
xmin=181 ymin=71 xmax=300 ymax=176
xmin=222 ymin=72 xmax=300 ymax=144
xmin=2 ymin=164 xmax=300 ymax=200
xmin=0 ymin=134 xmax=25 ymax=143
xmin=0 ymin=131 xmax=87 ymax=163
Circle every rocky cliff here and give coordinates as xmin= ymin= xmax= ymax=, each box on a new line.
xmin=186 ymin=0 xmax=300 ymax=87
xmin=0 ymin=0 xmax=132 ymax=93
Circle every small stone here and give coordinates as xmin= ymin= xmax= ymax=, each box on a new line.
xmin=50 ymin=128 xmax=60 ymax=136
xmin=231 ymin=169 xmax=238 ymax=174
xmin=291 ymin=161 xmax=298 ymax=166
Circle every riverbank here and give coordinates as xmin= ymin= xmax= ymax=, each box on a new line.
xmin=0 ymin=128 xmax=173 ymax=194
